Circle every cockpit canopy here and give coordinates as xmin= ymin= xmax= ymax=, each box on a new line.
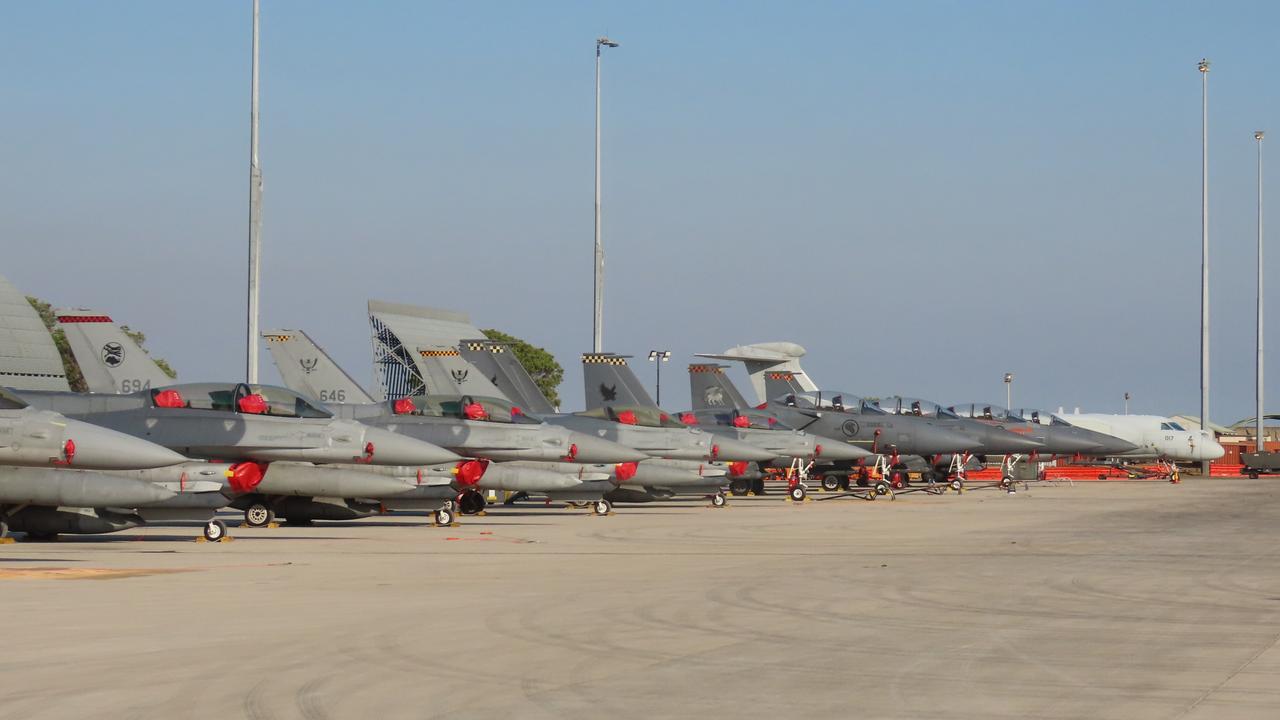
xmin=1009 ymin=408 xmax=1073 ymax=427
xmin=388 ymin=394 xmax=542 ymax=425
xmin=149 ymin=383 xmax=333 ymax=419
xmin=1160 ymin=420 xmax=1187 ymax=431
xmin=865 ymin=396 xmax=962 ymax=419
xmin=577 ymin=405 xmax=690 ymax=429
xmin=776 ymin=390 xmax=867 ymax=413
xmin=948 ymin=403 xmax=1021 ymax=423
xmin=0 ymin=387 xmax=29 ymax=410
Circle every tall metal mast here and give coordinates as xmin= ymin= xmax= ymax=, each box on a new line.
xmin=246 ymin=0 xmax=263 ymax=383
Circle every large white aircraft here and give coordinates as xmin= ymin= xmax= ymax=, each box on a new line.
xmin=1047 ymin=412 xmax=1224 ymax=462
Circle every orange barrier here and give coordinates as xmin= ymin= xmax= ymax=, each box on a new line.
xmin=1209 ymin=464 xmax=1246 ymax=477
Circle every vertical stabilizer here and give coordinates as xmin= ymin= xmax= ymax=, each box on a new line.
xmin=262 ymin=329 xmax=374 ymax=404
xmin=56 ymin=309 xmax=170 ymax=393
xmin=415 ymin=345 xmax=506 ymax=398
xmin=459 ymin=340 xmax=556 ymax=414
xmin=0 ymin=275 xmax=69 ymax=390
xmin=695 ymin=342 xmax=818 ymax=401
xmin=582 ymin=353 xmax=657 ymax=411
xmin=688 ymin=364 xmax=750 ymax=410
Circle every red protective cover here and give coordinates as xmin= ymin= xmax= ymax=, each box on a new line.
xmin=393 ymin=397 xmax=416 ymax=415
xmin=617 ymin=410 xmax=638 ymax=425
xmin=238 ymin=394 xmax=268 ymax=414
xmin=463 ymin=403 xmax=488 ymax=420
xmin=614 ymin=462 xmax=638 ymax=482
xmin=731 ymin=415 xmax=750 ymax=428
xmin=153 ymin=389 xmax=185 ymax=408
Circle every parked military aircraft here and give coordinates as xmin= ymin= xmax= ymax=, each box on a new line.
xmin=945 ymin=402 xmax=1138 ymax=456
xmin=261 ymin=328 xmax=647 ymax=516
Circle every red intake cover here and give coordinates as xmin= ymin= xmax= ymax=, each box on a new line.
xmin=679 ymin=412 xmax=698 ymax=425
xmin=614 ymin=461 xmax=638 ymax=482
xmin=228 ymin=462 xmax=267 ymax=493
xmin=728 ymin=461 xmax=749 ymax=477
xmin=454 ymin=459 xmax=488 ymax=486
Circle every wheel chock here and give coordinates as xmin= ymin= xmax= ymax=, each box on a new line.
xmin=238 ymin=522 xmax=280 ymax=529
xmin=195 ymin=536 xmax=235 ymax=543
xmin=0 ymin=537 xmax=15 ymax=545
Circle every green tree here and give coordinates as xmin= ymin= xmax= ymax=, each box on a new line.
xmin=25 ymin=296 xmax=86 ymax=392
xmin=119 ymin=325 xmax=177 ymax=379
xmin=481 ymin=329 xmax=563 ymax=408
xmin=25 ymin=297 xmax=178 ymax=389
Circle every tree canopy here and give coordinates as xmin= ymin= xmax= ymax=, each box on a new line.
xmin=481 ymin=329 xmax=563 ymax=408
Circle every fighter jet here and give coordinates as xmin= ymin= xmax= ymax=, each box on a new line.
xmin=1 ymin=385 xmax=194 ymax=538
xmin=261 ymin=328 xmax=648 ymax=516
xmin=11 ymin=382 xmax=467 ymax=527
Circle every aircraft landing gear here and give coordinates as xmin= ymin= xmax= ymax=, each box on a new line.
xmin=710 ymin=493 xmax=727 ymax=508
xmin=820 ymin=475 xmax=841 ymax=492
xmin=244 ymin=503 xmax=274 ymax=528
xmin=203 ymin=519 xmax=228 ymax=542
xmin=592 ymin=499 xmax=613 ymax=516
xmin=729 ymin=479 xmax=751 ymax=496
xmin=433 ymin=507 xmax=456 ymax=526
xmin=788 ymin=484 xmax=807 ymax=502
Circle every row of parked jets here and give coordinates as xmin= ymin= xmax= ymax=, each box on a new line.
xmin=0 ymin=297 xmax=1225 ymax=542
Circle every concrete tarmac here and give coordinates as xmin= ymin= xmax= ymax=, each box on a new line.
xmin=3 ymin=479 xmax=1280 ymax=719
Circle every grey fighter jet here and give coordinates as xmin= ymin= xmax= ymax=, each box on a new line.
xmin=0 ymin=386 xmax=236 ymax=539
xmin=262 ymin=328 xmax=647 ymax=516
xmin=947 ymin=402 xmax=1139 ymax=458
xmin=11 ymin=382 xmax=465 ymax=527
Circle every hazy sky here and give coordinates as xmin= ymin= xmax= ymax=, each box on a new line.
xmin=3 ymin=1 xmax=1276 ymax=422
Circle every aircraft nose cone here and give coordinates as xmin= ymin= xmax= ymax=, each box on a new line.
xmin=363 ymin=426 xmax=462 ymax=466
xmin=814 ymin=439 xmax=873 ymax=461
xmin=1202 ymin=437 xmax=1226 ymax=460
xmin=63 ymin=419 xmax=189 ymax=470
xmin=713 ymin=437 xmax=778 ymax=462
xmin=567 ymin=432 xmax=648 ymax=464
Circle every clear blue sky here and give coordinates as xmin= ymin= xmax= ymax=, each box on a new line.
xmin=2 ymin=1 xmax=1276 ymax=421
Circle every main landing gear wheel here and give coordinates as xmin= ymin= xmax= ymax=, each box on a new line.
xmin=788 ymin=485 xmax=807 ymax=502
xmin=711 ymin=493 xmax=727 ymax=508
xmin=203 ymin=519 xmax=228 ymax=542
xmin=434 ymin=507 xmax=456 ymax=526
xmin=728 ymin=479 xmax=751 ymax=496
xmin=458 ymin=491 xmax=487 ymax=515
xmin=820 ymin=475 xmax=841 ymax=492
xmin=244 ymin=503 xmax=274 ymax=528
xmin=593 ymin=499 xmax=613 ymax=516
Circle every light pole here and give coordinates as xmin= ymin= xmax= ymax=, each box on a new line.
xmin=246 ymin=0 xmax=263 ymax=384
xmin=1257 ymin=130 xmax=1266 ymax=452
xmin=1199 ymin=58 xmax=1211 ymax=473
xmin=1124 ymin=392 xmax=1131 ymax=415
xmin=649 ymin=350 xmax=671 ymax=405
xmin=593 ymin=36 xmax=619 ymax=354
xmin=1004 ymin=372 xmax=1014 ymax=410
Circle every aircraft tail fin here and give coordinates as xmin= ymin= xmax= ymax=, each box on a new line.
xmin=695 ymin=342 xmax=818 ymax=402
xmin=414 ymin=344 xmax=506 ymax=398
xmin=56 ymin=309 xmax=173 ymax=394
xmin=763 ymin=369 xmax=808 ymax=400
xmin=688 ymin=364 xmax=750 ymax=410
xmin=459 ymin=339 xmax=557 ymax=414
xmin=582 ymin=353 xmax=657 ymax=411
xmin=262 ymin=329 xmax=374 ymax=404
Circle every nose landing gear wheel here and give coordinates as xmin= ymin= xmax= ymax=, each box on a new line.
xmin=788 ymin=485 xmax=807 ymax=502
xmin=244 ymin=503 xmax=274 ymax=528
xmin=593 ymin=499 xmax=613 ymax=516
xmin=203 ymin=519 xmax=228 ymax=542
xmin=820 ymin=475 xmax=840 ymax=492
xmin=950 ymin=479 xmax=964 ymax=492
xmin=873 ymin=481 xmax=891 ymax=496
xmin=433 ymin=507 xmax=456 ymax=526
xmin=711 ymin=493 xmax=727 ymax=508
